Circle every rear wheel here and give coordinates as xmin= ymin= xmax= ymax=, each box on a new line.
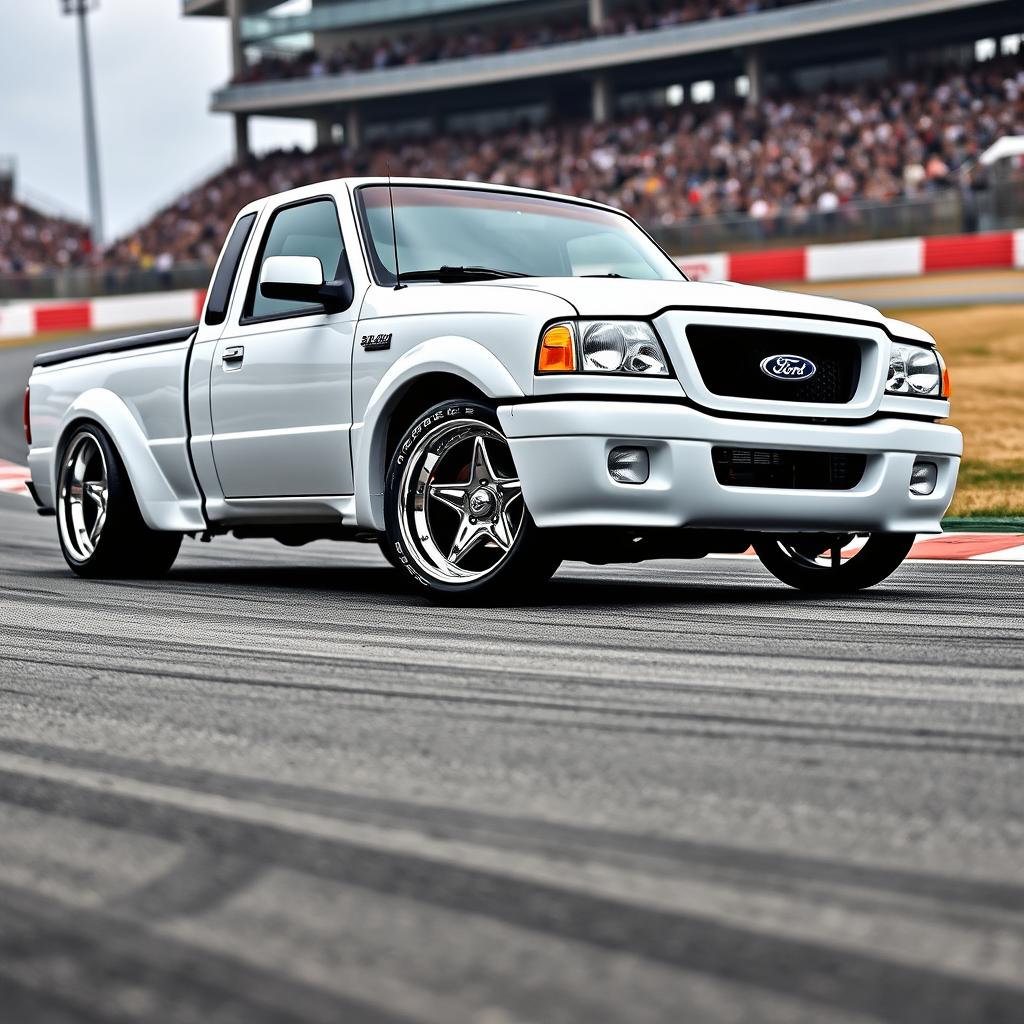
xmin=57 ymin=425 xmax=182 ymax=579
xmin=753 ymin=533 xmax=915 ymax=592
xmin=384 ymin=400 xmax=560 ymax=601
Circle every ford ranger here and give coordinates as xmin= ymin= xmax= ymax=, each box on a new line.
xmin=24 ymin=178 xmax=961 ymax=599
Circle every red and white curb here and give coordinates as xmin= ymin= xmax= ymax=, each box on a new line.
xmin=0 ymin=460 xmax=30 ymax=497
xmin=721 ymin=534 xmax=1024 ymax=563
xmin=680 ymin=228 xmax=1024 ymax=284
xmin=2 ymin=459 xmax=1020 ymax=562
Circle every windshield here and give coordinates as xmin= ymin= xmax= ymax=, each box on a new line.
xmin=356 ymin=185 xmax=684 ymax=284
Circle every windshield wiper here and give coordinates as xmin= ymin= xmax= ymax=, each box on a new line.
xmin=582 ymin=273 xmax=630 ymax=279
xmin=397 ymin=265 xmax=531 ymax=283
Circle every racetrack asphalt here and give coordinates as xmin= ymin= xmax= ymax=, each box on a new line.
xmin=1 ymin=335 xmax=1023 ymax=1024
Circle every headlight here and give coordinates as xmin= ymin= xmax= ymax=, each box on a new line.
xmin=537 ymin=320 xmax=670 ymax=376
xmin=886 ymin=341 xmax=943 ymax=398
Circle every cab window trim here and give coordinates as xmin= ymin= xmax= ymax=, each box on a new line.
xmin=239 ymin=194 xmax=351 ymax=326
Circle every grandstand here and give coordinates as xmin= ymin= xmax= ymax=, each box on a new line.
xmin=3 ymin=0 xmax=1023 ymax=298
xmin=195 ymin=0 xmax=1021 ymax=156
xmin=0 ymin=160 xmax=94 ymax=298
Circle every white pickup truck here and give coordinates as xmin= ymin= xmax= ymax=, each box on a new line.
xmin=25 ymin=177 xmax=961 ymax=599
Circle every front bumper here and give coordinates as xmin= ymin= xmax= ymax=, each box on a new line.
xmin=498 ymin=401 xmax=962 ymax=535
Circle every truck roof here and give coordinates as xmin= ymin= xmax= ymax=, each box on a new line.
xmin=238 ymin=176 xmax=622 ymax=220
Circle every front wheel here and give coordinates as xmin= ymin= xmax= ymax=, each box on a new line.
xmin=384 ymin=400 xmax=561 ymax=601
xmin=753 ymin=533 xmax=915 ymax=593
xmin=57 ymin=424 xmax=182 ymax=579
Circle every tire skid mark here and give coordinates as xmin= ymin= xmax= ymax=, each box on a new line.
xmin=3 ymin=653 xmax=1023 ymax=758
xmin=3 ymin=620 xmax=1023 ymax=737
xmin=0 ymin=883 xmax=413 ymax=1024
xmin=106 ymin=845 xmax=265 ymax=922
xmin=3 ymin=736 xmax=1023 ymax=920
xmin=0 ymin=767 xmax=1022 ymax=1024
xmin=0 ymin=974 xmax=110 ymax=1024
xmin=5 ymin=619 xmax=1024 ymax=709
xmin=4 ymin=578 xmax=1024 ymax=662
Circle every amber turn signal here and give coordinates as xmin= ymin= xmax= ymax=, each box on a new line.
xmin=537 ymin=324 xmax=576 ymax=373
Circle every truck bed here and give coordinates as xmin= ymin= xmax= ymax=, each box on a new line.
xmin=33 ymin=324 xmax=198 ymax=369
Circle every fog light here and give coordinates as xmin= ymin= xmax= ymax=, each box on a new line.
xmin=609 ymin=446 xmax=649 ymax=484
xmin=910 ymin=460 xmax=938 ymax=496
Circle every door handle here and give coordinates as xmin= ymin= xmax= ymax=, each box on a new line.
xmin=222 ymin=345 xmax=244 ymax=367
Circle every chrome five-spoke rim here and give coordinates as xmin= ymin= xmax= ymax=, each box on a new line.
xmin=398 ymin=420 xmax=524 ymax=584
xmin=58 ymin=432 xmax=109 ymax=563
xmin=773 ymin=534 xmax=861 ymax=571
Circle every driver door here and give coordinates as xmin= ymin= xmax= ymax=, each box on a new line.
xmin=209 ymin=196 xmax=357 ymax=498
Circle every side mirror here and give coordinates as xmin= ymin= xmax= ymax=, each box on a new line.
xmin=259 ymin=255 xmax=354 ymax=313
xmin=260 ymin=255 xmax=324 ymax=302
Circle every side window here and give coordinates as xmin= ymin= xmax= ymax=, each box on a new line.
xmin=245 ymin=198 xmax=346 ymax=321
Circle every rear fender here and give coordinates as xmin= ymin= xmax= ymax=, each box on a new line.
xmin=47 ymin=388 xmax=205 ymax=533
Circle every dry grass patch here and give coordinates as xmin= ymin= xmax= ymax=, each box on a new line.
xmin=886 ymin=304 xmax=1024 ymax=517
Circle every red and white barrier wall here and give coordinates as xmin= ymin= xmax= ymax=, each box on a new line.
xmin=0 ymin=289 xmax=206 ymax=340
xmin=680 ymin=228 xmax=1024 ymax=283
xmin=1 ymin=227 xmax=1022 ymax=341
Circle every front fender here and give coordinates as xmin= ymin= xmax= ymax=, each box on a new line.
xmin=353 ymin=336 xmax=524 ymax=531
xmin=46 ymin=388 xmax=205 ymax=533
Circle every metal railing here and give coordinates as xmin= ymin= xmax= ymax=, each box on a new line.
xmin=651 ymin=181 xmax=1024 ymax=255
xmin=0 ymin=264 xmax=211 ymax=303
xmin=3 ymin=181 xmax=1022 ymax=302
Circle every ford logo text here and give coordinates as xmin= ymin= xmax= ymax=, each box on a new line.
xmin=760 ymin=354 xmax=817 ymax=381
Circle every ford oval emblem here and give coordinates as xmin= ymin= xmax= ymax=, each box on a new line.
xmin=760 ymin=354 xmax=817 ymax=381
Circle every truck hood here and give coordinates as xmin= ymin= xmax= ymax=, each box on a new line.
xmin=492 ymin=277 xmax=879 ymax=323
xmin=488 ymin=277 xmax=936 ymax=347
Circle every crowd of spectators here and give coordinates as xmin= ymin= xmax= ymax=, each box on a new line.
xmin=4 ymin=57 xmax=1022 ymax=284
xmin=0 ymin=200 xmax=93 ymax=278
xmin=111 ymin=59 xmax=1024 ymax=273
xmin=233 ymin=0 xmax=808 ymax=84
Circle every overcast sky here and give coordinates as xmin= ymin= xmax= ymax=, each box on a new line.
xmin=0 ymin=0 xmax=312 ymax=239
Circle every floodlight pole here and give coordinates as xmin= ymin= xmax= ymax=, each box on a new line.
xmin=61 ymin=0 xmax=105 ymax=248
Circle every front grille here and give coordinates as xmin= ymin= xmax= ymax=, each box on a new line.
xmin=712 ymin=447 xmax=867 ymax=490
xmin=687 ymin=325 xmax=861 ymax=404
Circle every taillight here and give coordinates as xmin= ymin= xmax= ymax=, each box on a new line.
xmin=23 ymin=386 xmax=31 ymax=446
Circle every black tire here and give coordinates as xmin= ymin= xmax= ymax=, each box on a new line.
xmin=56 ymin=423 xmax=182 ymax=579
xmin=376 ymin=534 xmax=405 ymax=571
xmin=753 ymin=533 xmax=915 ymax=593
xmin=383 ymin=399 xmax=561 ymax=602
